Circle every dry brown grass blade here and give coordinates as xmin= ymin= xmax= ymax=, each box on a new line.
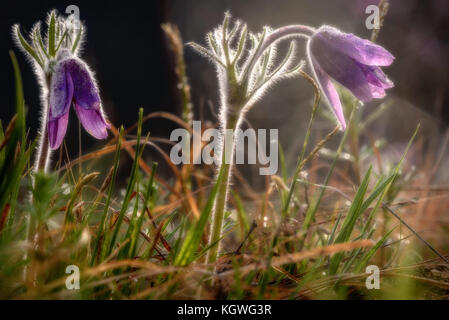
xmin=184 ymin=182 xmax=201 ymax=219
xmin=102 ymin=193 xmax=169 ymax=258
xmin=162 ymin=23 xmax=193 ymax=127
xmin=300 ymin=126 xmax=340 ymax=169
xmin=383 ymin=272 xmax=449 ymax=290
xmin=58 ymin=134 xmax=178 ymax=196
xmin=33 ymin=259 xmax=180 ymax=297
xmin=130 ymin=271 xmax=186 ymax=299
xmin=0 ymin=203 xmax=10 ymax=232
xmin=58 ymin=140 xmax=136 ymax=170
xmin=150 ymin=182 xmax=216 ymax=219
xmin=109 ymin=124 xmax=179 ymax=196
xmin=305 ymin=269 xmax=449 ymax=294
xmin=124 ymin=111 xmax=191 ymax=135
xmin=102 ymin=239 xmax=130 ymax=263
xmin=371 ymin=0 xmax=390 ymax=42
xmin=109 ymin=123 xmax=153 ymax=175
xmin=135 ymin=191 xmax=172 ymax=252
xmin=88 ymin=259 xmax=179 ymax=276
xmin=219 ymin=240 xmax=374 ymax=278
xmin=141 ymin=137 xmax=200 ymax=219
xmin=62 ymin=118 xmax=200 ymax=220
xmin=147 ymin=220 xmax=164 ymax=260
xmin=0 ymin=115 xmax=16 ymax=151
xmin=99 ymin=166 xmax=114 ymax=193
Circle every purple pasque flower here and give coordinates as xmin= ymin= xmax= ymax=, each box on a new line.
xmin=48 ymin=49 xmax=110 ymax=149
xmin=307 ymin=26 xmax=395 ymax=130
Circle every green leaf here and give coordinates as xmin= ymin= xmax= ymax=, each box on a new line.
xmin=14 ymin=27 xmax=43 ymax=68
xmin=72 ymin=26 xmax=83 ymax=53
xmin=329 ymin=167 xmax=372 ymax=274
xmin=232 ymin=24 xmax=247 ymax=65
xmin=48 ymin=11 xmax=56 ymax=57
xmin=359 ymin=175 xmax=390 ymax=214
xmin=354 ymin=229 xmax=394 ymax=273
xmin=33 ymin=25 xmax=49 ymax=60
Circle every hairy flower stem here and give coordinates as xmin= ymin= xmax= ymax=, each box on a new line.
xmin=206 ymin=112 xmax=239 ymax=266
xmin=33 ymin=75 xmax=53 ymax=174
xmin=34 ymin=107 xmax=51 ymax=172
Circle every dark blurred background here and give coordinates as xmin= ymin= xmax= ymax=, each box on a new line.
xmin=1 ymin=0 xmax=449 ymax=168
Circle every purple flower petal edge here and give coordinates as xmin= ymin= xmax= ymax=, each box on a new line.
xmin=46 ymin=49 xmax=110 ymax=149
xmin=310 ymin=57 xmax=346 ymax=130
xmin=308 ymin=26 xmax=395 ymax=129
xmin=316 ymin=26 xmax=395 ymax=66
xmin=48 ymin=111 xmax=70 ymax=149
xmin=74 ymin=104 xmax=110 ymax=140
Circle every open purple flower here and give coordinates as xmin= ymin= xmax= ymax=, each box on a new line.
xmin=48 ymin=49 xmax=110 ymax=149
xmin=307 ymin=26 xmax=395 ymax=130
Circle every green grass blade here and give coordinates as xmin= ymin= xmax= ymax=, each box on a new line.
xmin=92 ymin=127 xmax=123 ymax=265
xmin=128 ymin=162 xmax=158 ymax=258
xmin=174 ymin=164 xmax=226 ymax=266
xmin=329 ymin=167 xmax=372 ymax=274
xmin=9 ymin=51 xmax=25 ymax=143
xmin=107 ymin=109 xmax=144 ymax=256
xmin=353 ymin=229 xmax=394 ymax=273
xmin=302 ymin=108 xmax=356 ymax=231
xmin=230 ymin=190 xmax=249 ymax=237
xmin=0 ymin=52 xmax=28 ymax=234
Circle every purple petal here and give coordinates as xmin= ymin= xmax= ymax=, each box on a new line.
xmin=310 ymin=37 xmax=375 ymax=102
xmin=359 ymin=65 xmax=394 ymax=89
xmin=74 ymin=104 xmax=110 ymax=140
xmin=63 ymin=58 xmax=101 ymax=110
xmin=62 ymin=58 xmax=109 ymax=140
xmin=48 ymin=111 xmax=69 ymax=149
xmin=367 ymin=84 xmax=387 ymax=99
xmin=315 ymin=26 xmax=394 ymax=66
xmin=47 ymin=60 xmax=74 ymax=150
xmin=49 ymin=61 xmax=74 ymax=119
xmin=310 ymin=57 xmax=346 ymax=130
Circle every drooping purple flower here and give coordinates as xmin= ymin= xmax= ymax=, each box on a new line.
xmin=307 ymin=26 xmax=395 ymax=130
xmin=48 ymin=49 xmax=110 ymax=149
